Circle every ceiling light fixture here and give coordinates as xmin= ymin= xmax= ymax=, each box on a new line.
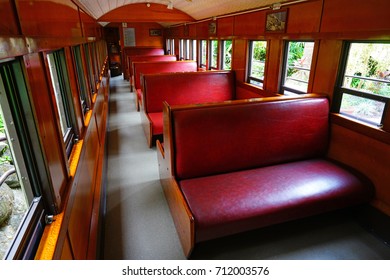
xmin=271 ymin=2 xmax=281 ymax=10
xmin=146 ymin=2 xmax=151 ymax=8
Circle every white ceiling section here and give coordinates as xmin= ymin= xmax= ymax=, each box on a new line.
xmin=74 ymin=0 xmax=293 ymax=24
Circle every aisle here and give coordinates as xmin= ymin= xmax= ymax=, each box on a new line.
xmin=103 ymin=75 xmax=185 ymax=260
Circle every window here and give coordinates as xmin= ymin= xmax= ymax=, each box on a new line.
xmin=0 ymin=59 xmax=51 ymax=259
xmin=222 ymin=40 xmax=232 ymax=70
xmin=280 ymin=41 xmax=315 ymax=94
xmin=190 ymin=40 xmax=197 ymax=61
xmin=199 ymin=40 xmax=207 ymax=69
xmin=73 ymin=46 xmax=91 ymax=113
xmin=166 ymin=39 xmax=175 ymax=55
xmin=334 ymin=42 xmax=390 ymax=127
xmin=182 ymin=39 xmax=197 ymax=61
xmin=209 ymin=40 xmax=219 ymax=70
xmin=179 ymin=39 xmax=184 ymax=60
xmin=46 ymin=50 xmax=78 ymax=157
xmin=247 ymin=40 xmax=267 ymax=87
xmin=83 ymin=44 xmax=96 ymax=96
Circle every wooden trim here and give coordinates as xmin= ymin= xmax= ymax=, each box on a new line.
xmin=330 ymin=113 xmax=390 ymax=145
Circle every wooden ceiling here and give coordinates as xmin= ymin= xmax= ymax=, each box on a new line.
xmin=73 ymin=0 xmax=295 ymax=27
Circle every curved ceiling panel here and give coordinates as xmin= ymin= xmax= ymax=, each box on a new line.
xmin=74 ymin=0 xmax=292 ymax=25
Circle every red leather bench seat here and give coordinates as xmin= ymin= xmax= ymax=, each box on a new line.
xmin=141 ymin=70 xmax=235 ymax=147
xmin=180 ymin=159 xmax=374 ymax=242
xmin=133 ymin=60 xmax=197 ymax=111
xmin=160 ymin=95 xmax=375 ymax=256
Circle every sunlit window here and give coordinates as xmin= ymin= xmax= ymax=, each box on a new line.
xmin=47 ymin=50 xmax=77 ymax=157
xmin=0 ymin=59 xmax=49 ymax=259
xmin=280 ymin=41 xmax=314 ymax=94
xmin=247 ymin=41 xmax=267 ymax=87
xmin=335 ymin=42 xmax=390 ymax=126
xmin=199 ymin=40 xmax=207 ymax=69
xmin=209 ymin=40 xmax=219 ymax=70
xmin=222 ymin=40 xmax=232 ymax=70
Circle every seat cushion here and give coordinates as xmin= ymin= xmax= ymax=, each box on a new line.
xmin=179 ymin=159 xmax=374 ymax=242
xmin=148 ymin=112 xmax=163 ymax=135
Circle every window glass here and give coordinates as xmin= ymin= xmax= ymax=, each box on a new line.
xmin=200 ymin=40 xmax=207 ymax=68
xmin=190 ymin=40 xmax=197 ymax=61
xmin=83 ymin=44 xmax=96 ymax=95
xmin=46 ymin=51 xmax=77 ymax=157
xmin=336 ymin=42 xmax=390 ymax=126
xmin=222 ymin=40 xmax=232 ymax=70
xmin=248 ymin=41 xmax=267 ymax=87
xmin=73 ymin=46 xmax=91 ymax=112
xmin=281 ymin=41 xmax=314 ymax=94
xmin=0 ymin=59 xmax=48 ymax=259
xmin=210 ymin=40 xmax=218 ymax=69
xmin=168 ymin=39 xmax=175 ymax=55
xmin=179 ymin=39 xmax=184 ymax=60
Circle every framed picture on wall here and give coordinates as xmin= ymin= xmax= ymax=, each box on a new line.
xmin=209 ymin=21 xmax=217 ymax=35
xmin=265 ymin=9 xmax=288 ymax=33
xmin=149 ymin=29 xmax=162 ymax=36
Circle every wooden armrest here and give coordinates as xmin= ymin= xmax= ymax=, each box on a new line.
xmin=156 ymin=139 xmax=164 ymax=159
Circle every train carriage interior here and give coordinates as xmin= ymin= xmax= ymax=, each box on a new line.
xmin=0 ymin=0 xmax=390 ymax=261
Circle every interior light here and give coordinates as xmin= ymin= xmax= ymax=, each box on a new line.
xmin=271 ymin=2 xmax=281 ymax=10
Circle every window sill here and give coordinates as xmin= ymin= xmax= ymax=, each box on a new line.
xmin=330 ymin=113 xmax=390 ymax=145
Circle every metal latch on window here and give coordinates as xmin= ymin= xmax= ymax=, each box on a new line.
xmin=45 ymin=215 xmax=55 ymax=225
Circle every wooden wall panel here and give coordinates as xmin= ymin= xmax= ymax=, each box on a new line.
xmin=80 ymin=9 xmax=101 ymax=39
xmin=67 ymin=119 xmax=99 ymax=259
xmin=311 ymin=39 xmax=343 ymax=99
xmin=119 ymin=22 xmax=164 ymax=47
xmin=217 ymin=17 xmax=234 ymax=37
xmin=286 ymin=0 xmax=322 ymax=34
xmin=328 ymin=124 xmax=390 ymax=216
xmin=0 ymin=0 xmax=20 ymax=35
xmin=234 ymin=11 xmax=265 ymax=37
xmin=188 ymin=24 xmax=197 ymax=37
xmin=94 ymin=85 xmax=106 ymax=144
xmin=23 ymin=53 xmax=68 ymax=211
xmin=60 ymin=233 xmax=74 ymax=260
xmin=321 ymin=0 xmax=390 ymax=33
xmin=264 ymin=39 xmax=283 ymax=93
xmin=16 ymin=0 xmax=82 ymax=37
xmin=232 ymin=39 xmax=247 ymax=82
xmin=196 ymin=20 xmax=212 ymax=38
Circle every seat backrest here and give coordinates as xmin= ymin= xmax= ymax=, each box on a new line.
xmin=143 ymin=70 xmax=235 ymax=113
xmin=133 ymin=60 xmax=197 ymax=90
xmin=167 ymin=96 xmax=329 ymax=180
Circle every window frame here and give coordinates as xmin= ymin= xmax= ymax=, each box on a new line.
xmin=209 ymin=39 xmax=219 ymax=70
xmin=199 ymin=40 xmax=208 ymax=69
xmin=221 ymin=40 xmax=232 ymax=70
xmin=247 ymin=40 xmax=268 ymax=88
xmin=72 ymin=45 xmax=91 ymax=114
xmin=0 ymin=58 xmax=53 ymax=259
xmin=332 ymin=41 xmax=390 ymax=128
xmin=279 ymin=40 xmax=315 ymax=95
xmin=46 ymin=50 xmax=78 ymax=158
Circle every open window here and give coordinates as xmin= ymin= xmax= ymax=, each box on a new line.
xmin=46 ymin=50 xmax=78 ymax=158
xmin=333 ymin=42 xmax=390 ymax=127
xmin=0 ymin=58 xmax=53 ymax=259
xmin=247 ymin=40 xmax=267 ymax=88
xmin=221 ymin=40 xmax=232 ymax=70
xmin=280 ymin=41 xmax=315 ymax=94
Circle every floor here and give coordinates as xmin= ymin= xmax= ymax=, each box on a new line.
xmin=102 ymin=75 xmax=390 ymax=260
